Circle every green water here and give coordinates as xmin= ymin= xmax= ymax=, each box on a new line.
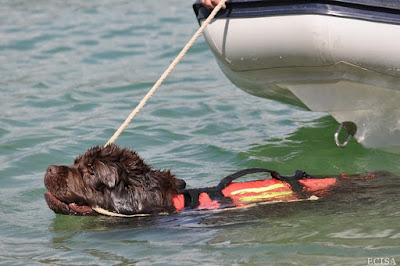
xmin=1 ymin=1 xmax=399 ymax=265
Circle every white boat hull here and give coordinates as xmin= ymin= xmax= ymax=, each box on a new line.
xmin=201 ymin=14 xmax=400 ymax=149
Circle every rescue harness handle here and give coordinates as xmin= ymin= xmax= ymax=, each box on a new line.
xmin=217 ymin=168 xmax=281 ymax=190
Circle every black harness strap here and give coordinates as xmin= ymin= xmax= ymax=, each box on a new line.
xmin=275 ymin=170 xmax=310 ymax=199
xmin=180 ymin=189 xmax=201 ymax=209
xmin=201 ymin=186 xmax=233 ymax=206
xmin=178 ymin=186 xmax=232 ymax=209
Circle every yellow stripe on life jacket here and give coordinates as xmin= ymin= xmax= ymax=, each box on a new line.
xmin=230 ymin=183 xmax=286 ymax=195
xmin=239 ymin=191 xmax=294 ymax=202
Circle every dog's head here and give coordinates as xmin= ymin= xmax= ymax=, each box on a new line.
xmin=44 ymin=144 xmax=185 ymax=216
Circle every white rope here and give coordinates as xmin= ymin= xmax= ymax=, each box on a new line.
xmin=105 ymin=0 xmax=227 ymax=147
xmin=92 ymin=207 xmax=168 ymax=218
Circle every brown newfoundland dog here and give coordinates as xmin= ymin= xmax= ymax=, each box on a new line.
xmin=44 ymin=144 xmax=186 ymax=216
xmin=45 ymin=144 xmax=378 ymax=217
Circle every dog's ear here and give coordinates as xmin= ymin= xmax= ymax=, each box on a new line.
xmin=175 ymin=178 xmax=186 ymax=190
xmin=92 ymin=161 xmax=118 ymax=189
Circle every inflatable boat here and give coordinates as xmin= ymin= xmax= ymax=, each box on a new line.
xmin=193 ymin=0 xmax=400 ymax=150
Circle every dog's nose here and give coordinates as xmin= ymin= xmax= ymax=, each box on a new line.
xmin=46 ymin=165 xmax=59 ymax=175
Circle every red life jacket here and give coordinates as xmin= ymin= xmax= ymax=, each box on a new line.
xmin=173 ymin=168 xmax=375 ymax=212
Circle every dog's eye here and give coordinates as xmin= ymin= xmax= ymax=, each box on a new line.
xmin=87 ymin=164 xmax=95 ymax=176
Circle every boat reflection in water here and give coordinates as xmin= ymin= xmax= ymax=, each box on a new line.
xmin=193 ymin=0 xmax=400 ymax=150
